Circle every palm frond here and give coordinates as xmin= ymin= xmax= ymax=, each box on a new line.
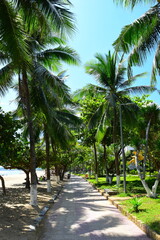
xmin=36 ymin=46 xmax=80 ymax=68
xmin=16 ymin=0 xmax=75 ymax=35
xmin=85 ymin=52 xmax=117 ymax=88
xmin=0 ymin=50 xmax=10 ymax=65
xmin=0 ymin=0 xmax=31 ymax=66
xmin=120 ymin=102 xmax=140 ymax=127
xmin=0 ymin=63 xmax=15 ymax=96
xmin=113 ymin=4 xmax=160 ymax=80
xmin=113 ymin=0 xmax=157 ymax=9
xmin=16 ymin=0 xmax=51 ymax=37
xmin=35 ymin=0 xmax=75 ymax=34
xmin=118 ymin=72 xmax=147 ymax=89
xmin=33 ymin=63 xmax=69 ymax=93
xmin=95 ymin=118 xmax=109 ymax=143
xmin=113 ymin=5 xmax=159 ymax=53
xmin=115 ymin=54 xmax=126 ymax=86
xmin=151 ymin=42 xmax=160 ymax=84
xmin=128 ymin=15 xmax=160 ymax=67
xmin=119 ymin=85 xmax=155 ymax=95
xmin=88 ymin=102 xmax=108 ymax=129
xmin=47 ymin=112 xmax=75 ymax=148
xmin=53 ymin=110 xmax=82 ymax=129
xmin=73 ymin=84 xmax=106 ymax=102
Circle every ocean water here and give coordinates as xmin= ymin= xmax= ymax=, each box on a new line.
xmin=0 ymin=166 xmax=43 ymax=176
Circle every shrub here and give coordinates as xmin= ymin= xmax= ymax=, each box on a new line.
xmin=129 ymin=197 xmax=142 ymax=212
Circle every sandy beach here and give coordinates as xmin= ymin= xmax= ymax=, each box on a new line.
xmin=0 ymin=171 xmax=62 ymax=240
xmin=2 ymin=170 xmax=44 ymax=188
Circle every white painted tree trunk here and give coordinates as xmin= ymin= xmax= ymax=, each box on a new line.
xmin=108 ymin=176 xmax=113 ymax=184
xmin=95 ymin=174 xmax=98 ymax=183
xmin=116 ymin=175 xmax=120 ymax=186
xmin=141 ymin=179 xmax=152 ymax=197
xmin=151 ymin=179 xmax=159 ymax=198
xmin=47 ymin=180 xmax=52 ymax=193
xmin=135 ymin=152 xmax=160 ymax=198
xmin=30 ymin=184 xmax=37 ymax=206
xmin=56 ymin=175 xmax=60 ymax=183
xmin=151 ymin=170 xmax=160 ymax=198
xmin=106 ymin=174 xmax=109 ymax=183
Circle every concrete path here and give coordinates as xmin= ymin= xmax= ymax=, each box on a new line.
xmin=38 ymin=175 xmax=151 ymax=240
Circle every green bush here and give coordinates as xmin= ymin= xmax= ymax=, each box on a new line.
xmin=129 ymin=197 xmax=142 ymax=212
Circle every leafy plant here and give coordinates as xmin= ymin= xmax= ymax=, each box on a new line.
xmin=129 ymin=197 xmax=142 ymax=212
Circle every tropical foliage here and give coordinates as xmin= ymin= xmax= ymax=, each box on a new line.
xmin=74 ymin=51 xmax=153 ymax=186
xmin=113 ymin=0 xmax=160 ymax=82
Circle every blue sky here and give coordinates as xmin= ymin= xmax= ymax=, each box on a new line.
xmin=0 ymin=1 xmax=160 ymax=112
xmin=65 ymin=0 xmax=160 ymax=101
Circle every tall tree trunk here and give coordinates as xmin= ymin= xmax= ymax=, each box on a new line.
xmin=103 ymin=144 xmax=109 ymax=183
xmin=151 ymin=170 xmax=160 ymax=197
xmin=0 ymin=175 xmax=6 ymax=195
xmin=45 ymin=130 xmax=51 ymax=192
xmin=143 ymin=119 xmax=151 ymax=179
xmin=93 ymin=142 xmax=98 ymax=182
xmin=120 ymin=105 xmax=126 ymax=193
xmin=24 ymin=170 xmax=30 ymax=189
xmin=51 ymin=140 xmax=59 ymax=183
xmin=21 ymin=70 xmax=37 ymax=205
xmin=61 ymin=165 xmax=67 ymax=181
xmin=113 ymin=106 xmax=120 ymax=185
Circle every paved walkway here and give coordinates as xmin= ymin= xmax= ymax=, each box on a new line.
xmin=38 ymin=175 xmax=151 ymax=240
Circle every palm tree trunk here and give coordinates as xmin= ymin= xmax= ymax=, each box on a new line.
xmin=21 ymin=69 xmax=37 ymax=206
xmin=113 ymin=106 xmax=120 ymax=185
xmin=45 ymin=130 xmax=51 ymax=192
xmin=93 ymin=142 xmax=98 ymax=182
xmin=51 ymin=140 xmax=59 ymax=183
xmin=103 ymin=144 xmax=109 ymax=183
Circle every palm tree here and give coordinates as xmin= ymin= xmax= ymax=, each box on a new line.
xmin=0 ymin=0 xmax=74 ymax=70
xmin=113 ymin=0 xmax=160 ymax=82
xmin=0 ymin=0 xmax=76 ymax=205
xmin=29 ymin=70 xmax=81 ymax=192
xmin=0 ymin=34 xmax=79 ymax=205
xmin=82 ymin=51 xmax=153 ymax=185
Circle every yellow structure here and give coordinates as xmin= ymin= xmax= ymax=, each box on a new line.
xmin=128 ymin=151 xmax=144 ymax=164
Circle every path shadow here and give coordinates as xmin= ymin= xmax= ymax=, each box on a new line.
xmin=37 ymin=176 xmax=151 ymax=240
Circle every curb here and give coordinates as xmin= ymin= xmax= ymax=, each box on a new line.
xmin=29 ymin=183 xmax=64 ymax=231
xmin=89 ymin=181 xmax=160 ymax=240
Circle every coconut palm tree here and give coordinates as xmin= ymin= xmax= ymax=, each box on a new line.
xmin=0 ymin=34 xmax=79 ymax=205
xmin=0 ymin=0 xmax=76 ymax=205
xmin=28 ymin=70 xmax=81 ymax=192
xmin=113 ymin=0 xmax=160 ymax=82
xmin=78 ymin=51 xmax=154 ymax=185
xmin=0 ymin=0 xmax=74 ymax=69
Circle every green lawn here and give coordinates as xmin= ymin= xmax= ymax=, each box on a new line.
xmin=120 ymin=197 xmax=160 ymax=234
xmin=87 ymin=175 xmax=160 ymax=194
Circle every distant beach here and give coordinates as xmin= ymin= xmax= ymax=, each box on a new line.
xmin=0 ymin=168 xmax=45 ymax=188
xmin=0 ymin=168 xmax=23 ymax=176
xmin=0 ymin=166 xmax=44 ymax=176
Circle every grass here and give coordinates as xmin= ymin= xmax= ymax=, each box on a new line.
xmin=120 ymin=197 xmax=160 ymax=234
xmin=77 ymin=174 xmax=160 ymax=235
xmin=87 ymin=175 xmax=160 ymax=194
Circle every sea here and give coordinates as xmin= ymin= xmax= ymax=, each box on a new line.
xmin=0 ymin=166 xmax=43 ymax=176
